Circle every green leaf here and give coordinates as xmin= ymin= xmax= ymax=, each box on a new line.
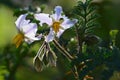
xmin=13 ymin=9 xmax=27 ymax=17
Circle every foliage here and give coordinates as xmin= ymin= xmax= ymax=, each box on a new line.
xmin=0 ymin=0 xmax=120 ymax=80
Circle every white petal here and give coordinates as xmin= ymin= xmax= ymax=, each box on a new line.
xmin=15 ymin=14 xmax=29 ymax=29
xmin=53 ymin=6 xmax=63 ymax=20
xmin=24 ymin=38 xmax=34 ymax=44
xmin=21 ymin=23 xmax=41 ymax=44
xmin=61 ymin=19 xmax=78 ymax=29
xmin=45 ymin=28 xmax=54 ymax=42
xmin=57 ymin=29 xmax=64 ymax=38
xmin=34 ymin=13 xmax=52 ymax=26
xmin=22 ymin=23 xmax=37 ymax=35
xmin=25 ymin=34 xmax=42 ymax=44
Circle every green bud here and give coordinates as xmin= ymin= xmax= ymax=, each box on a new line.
xmin=45 ymin=43 xmax=57 ymax=67
xmin=110 ymin=30 xmax=119 ymax=40
xmin=46 ymin=50 xmax=57 ymax=67
xmin=84 ymin=35 xmax=100 ymax=46
xmin=33 ymin=56 xmax=44 ymax=72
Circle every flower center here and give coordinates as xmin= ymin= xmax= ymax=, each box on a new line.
xmin=13 ymin=33 xmax=24 ymax=48
xmin=52 ymin=22 xmax=60 ymax=33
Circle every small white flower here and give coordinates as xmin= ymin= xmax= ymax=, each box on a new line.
xmin=34 ymin=6 xmax=78 ymax=43
xmin=13 ymin=14 xmax=42 ymax=48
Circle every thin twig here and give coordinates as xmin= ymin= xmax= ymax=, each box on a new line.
xmin=75 ymin=24 xmax=82 ymax=54
xmin=71 ymin=65 xmax=80 ymax=80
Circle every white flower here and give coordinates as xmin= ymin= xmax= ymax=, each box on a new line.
xmin=34 ymin=6 xmax=78 ymax=43
xmin=13 ymin=14 xmax=42 ymax=48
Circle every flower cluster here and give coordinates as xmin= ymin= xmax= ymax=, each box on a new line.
xmin=13 ymin=6 xmax=78 ymax=71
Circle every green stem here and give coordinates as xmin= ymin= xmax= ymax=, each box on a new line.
xmin=7 ymin=64 xmax=18 ymax=80
xmin=6 ymin=61 xmax=19 ymax=80
xmin=71 ymin=65 xmax=80 ymax=80
xmin=53 ymin=39 xmax=74 ymax=61
xmin=75 ymin=24 xmax=82 ymax=54
xmin=7 ymin=73 xmax=15 ymax=80
xmin=6 ymin=46 xmax=29 ymax=80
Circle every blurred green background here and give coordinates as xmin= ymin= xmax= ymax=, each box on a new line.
xmin=0 ymin=0 xmax=77 ymax=80
xmin=0 ymin=0 xmax=120 ymax=80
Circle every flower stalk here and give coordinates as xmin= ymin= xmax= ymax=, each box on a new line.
xmin=53 ymin=39 xmax=74 ymax=61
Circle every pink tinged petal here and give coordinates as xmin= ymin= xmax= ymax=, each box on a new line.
xmin=53 ymin=6 xmax=63 ymax=20
xmin=45 ymin=28 xmax=54 ymax=42
xmin=56 ymin=29 xmax=64 ymax=38
xmin=34 ymin=13 xmax=52 ymax=26
xmin=61 ymin=19 xmax=78 ymax=29
xmin=15 ymin=14 xmax=29 ymax=30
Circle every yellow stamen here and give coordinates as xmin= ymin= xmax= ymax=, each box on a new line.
xmin=13 ymin=33 xmax=24 ymax=48
xmin=52 ymin=22 xmax=61 ymax=33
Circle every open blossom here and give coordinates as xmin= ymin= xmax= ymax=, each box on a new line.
xmin=34 ymin=6 xmax=78 ymax=42
xmin=13 ymin=14 xmax=42 ymax=48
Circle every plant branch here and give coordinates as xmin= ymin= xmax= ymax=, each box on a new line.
xmin=75 ymin=24 xmax=82 ymax=54
xmin=71 ymin=65 xmax=79 ymax=80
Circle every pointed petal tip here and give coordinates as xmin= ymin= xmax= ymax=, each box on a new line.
xmin=45 ymin=29 xmax=54 ymax=43
xmin=55 ymin=6 xmax=62 ymax=9
xmin=54 ymin=5 xmax=63 ymax=13
xmin=74 ymin=19 xmax=78 ymax=23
